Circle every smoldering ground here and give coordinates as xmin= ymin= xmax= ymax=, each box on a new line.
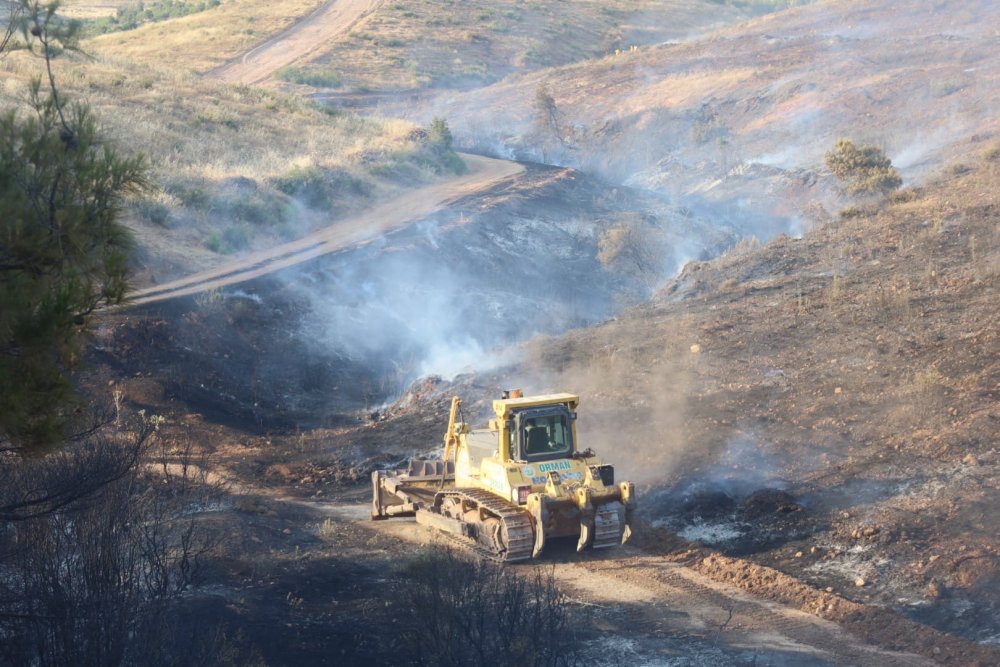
xmin=111 ymin=164 xmax=734 ymax=429
xmin=390 ymin=0 xmax=1000 ymax=246
xmin=281 ymin=164 xmax=735 ymax=412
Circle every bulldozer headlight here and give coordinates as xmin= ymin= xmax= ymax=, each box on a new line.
xmin=515 ymin=485 xmax=532 ymax=505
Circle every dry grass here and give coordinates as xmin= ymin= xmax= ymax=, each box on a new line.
xmin=86 ymin=0 xmax=326 ymax=73
xmin=78 ymin=0 xmax=751 ymax=89
xmin=55 ymin=0 xmax=760 ymax=106
xmin=58 ymin=0 xmax=123 ymax=19
xmin=0 ymin=47 xmax=452 ymax=282
xmin=307 ymin=0 xmax=752 ymax=91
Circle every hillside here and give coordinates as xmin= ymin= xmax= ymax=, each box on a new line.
xmin=81 ymin=0 xmax=327 ymax=72
xmin=409 ymin=0 xmax=1000 ymax=238
xmin=341 ymin=143 xmax=1000 ymax=648
xmin=84 ymin=122 xmax=1000 ymax=664
xmin=80 ymin=0 xmax=757 ymax=87
xmin=0 ymin=36 xmax=465 ymax=284
xmin=8 ymin=0 xmax=1000 ymax=664
xmin=303 ymin=0 xmax=753 ymax=92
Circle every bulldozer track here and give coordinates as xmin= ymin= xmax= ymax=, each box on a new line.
xmin=590 ymin=500 xmax=625 ymax=550
xmin=434 ymin=488 xmax=534 ymax=563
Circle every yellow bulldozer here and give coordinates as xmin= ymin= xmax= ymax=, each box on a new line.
xmin=371 ymin=390 xmax=636 ymax=561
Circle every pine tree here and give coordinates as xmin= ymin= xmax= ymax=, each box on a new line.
xmin=1 ymin=2 xmax=148 ymax=448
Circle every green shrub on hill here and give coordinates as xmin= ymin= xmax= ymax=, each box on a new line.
xmin=275 ymin=66 xmax=342 ymax=88
xmin=825 ymin=138 xmax=902 ymax=197
xmin=85 ymin=0 xmax=221 ymax=36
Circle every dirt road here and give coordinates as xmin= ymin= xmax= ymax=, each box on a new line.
xmin=212 ymin=0 xmax=383 ymax=85
xmin=324 ymin=502 xmax=935 ymax=666
xmin=127 ymin=154 xmax=523 ymax=307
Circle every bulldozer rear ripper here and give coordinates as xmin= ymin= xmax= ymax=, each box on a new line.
xmin=371 ymin=391 xmax=636 ymax=561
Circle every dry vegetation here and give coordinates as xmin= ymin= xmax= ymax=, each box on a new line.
xmin=413 ymin=0 xmax=1000 ymax=217
xmin=0 ymin=44 xmax=460 ymax=283
xmin=73 ymin=0 xmax=757 ymax=90
xmin=57 ymin=0 xmax=122 ymax=19
xmin=305 ymin=0 xmax=752 ymax=91
xmin=84 ymin=0 xmax=326 ymax=72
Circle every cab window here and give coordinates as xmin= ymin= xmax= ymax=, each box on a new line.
xmin=518 ymin=411 xmax=572 ymax=461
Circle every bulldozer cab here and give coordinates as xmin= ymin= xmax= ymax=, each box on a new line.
xmin=373 ymin=390 xmax=635 ymax=561
xmin=512 ymin=406 xmax=575 ymax=462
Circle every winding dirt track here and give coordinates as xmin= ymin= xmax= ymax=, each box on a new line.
xmin=128 ymin=153 xmax=522 ymax=306
xmin=211 ymin=0 xmax=383 ymax=85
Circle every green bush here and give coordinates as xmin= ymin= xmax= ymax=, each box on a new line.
xmin=825 ymin=138 xmax=902 ymax=196
xmin=276 ymin=66 xmax=342 ymax=88
xmin=85 ymin=0 xmax=221 ymax=36
xmin=204 ymin=231 xmax=221 ymax=252
xmin=274 ymin=166 xmax=330 ymax=208
xmin=227 ymin=195 xmax=290 ymax=227
xmin=428 ymin=117 xmax=453 ymax=150
xmin=137 ymin=199 xmax=170 ymax=226
xmin=221 ymin=225 xmax=251 ymax=252
xmin=169 ymin=183 xmax=212 ymax=210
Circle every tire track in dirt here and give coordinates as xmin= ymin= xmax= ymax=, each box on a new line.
xmin=211 ymin=0 xmax=383 ymax=86
xmin=125 ymin=154 xmax=523 ymax=307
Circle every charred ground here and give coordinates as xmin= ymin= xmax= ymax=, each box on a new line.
xmin=54 ymin=0 xmax=1000 ymax=664
xmin=79 ymin=148 xmax=1000 ymax=665
xmin=94 ymin=163 xmax=731 ymax=431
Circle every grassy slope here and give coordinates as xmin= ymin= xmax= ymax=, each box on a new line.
xmin=58 ymin=0 xmax=122 ymax=19
xmin=418 ymin=0 xmax=1000 ymax=213
xmin=85 ymin=0 xmax=327 ymax=72
xmin=1 ymin=46 xmax=457 ymax=284
xmin=81 ymin=0 xmax=756 ymax=86
xmin=305 ymin=0 xmax=751 ymax=91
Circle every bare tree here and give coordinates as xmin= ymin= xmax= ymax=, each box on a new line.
xmin=0 ymin=413 xmax=222 ymax=666
xmin=533 ymin=83 xmax=567 ymax=161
